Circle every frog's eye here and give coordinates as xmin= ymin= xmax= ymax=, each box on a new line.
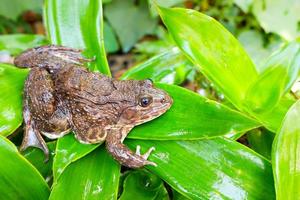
xmin=139 ymin=96 xmax=153 ymax=107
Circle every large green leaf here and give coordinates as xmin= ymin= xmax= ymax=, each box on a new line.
xmin=0 ymin=135 xmax=49 ymax=200
xmin=53 ymin=134 xmax=99 ymax=182
xmin=128 ymin=84 xmax=259 ymax=140
xmin=44 ymin=0 xmax=110 ymax=75
xmin=272 ymin=100 xmax=300 ymax=199
xmin=23 ymin=142 xmax=56 ymax=178
xmin=104 ymin=0 xmax=157 ymax=52
xmin=157 ymin=6 xmax=296 ymax=132
xmin=50 ymin=146 xmax=120 ymax=200
xmin=121 ymin=48 xmax=193 ymax=85
xmin=245 ymin=42 xmax=300 ymax=113
xmin=119 ymin=170 xmax=168 ymax=200
xmin=126 ymin=138 xmax=275 ymax=200
xmin=158 ymin=6 xmax=258 ymax=109
xmin=0 ymin=34 xmax=48 ymax=55
xmin=0 ymin=63 xmax=28 ymax=136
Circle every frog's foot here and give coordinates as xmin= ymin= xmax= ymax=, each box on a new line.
xmin=20 ymin=122 xmax=50 ymax=162
xmin=135 ymin=145 xmax=157 ymax=167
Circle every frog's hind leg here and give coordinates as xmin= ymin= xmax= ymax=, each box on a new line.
xmin=20 ymin=68 xmax=70 ymax=160
xmin=21 ymin=103 xmax=49 ymax=161
xmin=14 ymin=45 xmax=93 ymax=71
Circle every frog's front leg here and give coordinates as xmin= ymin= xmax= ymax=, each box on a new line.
xmin=105 ymin=126 xmax=157 ymax=168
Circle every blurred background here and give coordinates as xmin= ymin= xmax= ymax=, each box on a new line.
xmin=0 ymin=0 xmax=299 ymax=99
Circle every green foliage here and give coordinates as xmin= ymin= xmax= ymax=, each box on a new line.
xmin=0 ymin=0 xmax=299 ymax=199
xmin=0 ymin=0 xmax=43 ymax=20
xmin=119 ymin=170 xmax=168 ymax=200
xmin=104 ymin=0 xmax=157 ymax=52
xmin=0 ymin=136 xmax=49 ymax=199
xmin=272 ymin=100 xmax=300 ymax=199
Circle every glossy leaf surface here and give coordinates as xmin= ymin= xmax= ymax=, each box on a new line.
xmin=0 ymin=136 xmax=49 ymax=200
xmin=272 ymin=100 xmax=300 ymax=199
xmin=119 ymin=170 xmax=168 ymax=200
xmin=44 ymin=0 xmax=110 ymax=75
xmin=0 ymin=34 xmax=48 ymax=55
xmin=245 ymin=42 xmax=300 ymax=113
xmin=126 ymin=138 xmax=275 ymax=200
xmin=104 ymin=0 xmax=157 ymax=52
xmin=53 ymin=134 xmax=100 ymax=182
xmin=158 ymin=6 xmax=258 ymax=109
xmin=23 ymin=142 xmax=56 ymax=178
xmin=128 ymin=84 xmax=259 ymax=140
xmin=121 ymin=48 xmax=194 ymax=85
xmin=0 ymin=64 xmax=28 ymax=136
xmin=50 ymin=146 xmax=120 ymax=200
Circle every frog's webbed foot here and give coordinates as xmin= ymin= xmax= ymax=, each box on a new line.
xmin=21 ymin=107 xmax=49 ymax=162
xmin=135 ymin=145 xmax=157 ymax=167
xmin=14 ymin=45 xmax=93 ymax=71
xmin=105 ymin=127 xmax=157 ymax=168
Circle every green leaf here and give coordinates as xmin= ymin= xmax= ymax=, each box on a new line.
xmin=104 ymin=0 xmax=157 ymax=52
xmin=53 ymin=134 xmax=100 ymax=182
xmin=0 ymin=0 xmax=43 ymax=20
xmin=252 ymin=0 xmax=300 ymax=41
xmin=50 ymin=145 xmax=120 ymax=200
xmin=247 ymin=129 xmax=274 ymax=160
xmin=0 ymin=135 xmax=49 ymax=200
xmin=121 ymin=48 xmax=194 ymax=85
xmin=126 ymin=138 xmax=275 ymax=199
xmin=0 ymin=63 xmax=28 ymax=136
xmin=272 ymin=99 xmax=300 ymax=199
xmin=119 ymin=170 xmax=168 ymax=200
xmin=23 ymin=142 xmax=56 ymax=178
xmin=128 ymin=84 xmax=259 ymax=140
xmin=44 ymin=0 xmax=110 ymax=75
xmin=245 ymin=42 xmax=300 ymax=113
xmin=158 ymin=6 xmax=258 ymax=109
xmin=0 ymin=34 xmax=49 ymax=55
xmin=104 ymin=21 xmax=119 ymax=53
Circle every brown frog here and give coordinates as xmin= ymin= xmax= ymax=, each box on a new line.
xmin=14 ymin=45 xmax=172 ymax=168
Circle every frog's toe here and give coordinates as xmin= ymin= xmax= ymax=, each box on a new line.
xmin=144 ymin=160 xmax=157 ymax=167
xmin=142 ymin=146 xmax=155 ymax=160
xmin=135 ymin=145 xmax=141 ymax=155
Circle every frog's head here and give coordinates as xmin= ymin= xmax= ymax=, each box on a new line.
xmin=119 ymin=79 xmax=173 ymax=126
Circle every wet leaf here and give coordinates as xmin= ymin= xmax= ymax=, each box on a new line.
xmin=50 ymin=146 xmax=120 ymax=200
xmin=158 ymin=6 xmax=258 ymax=109
xmin=23 ymin=141 xmax=56 ymax=178
xmin=44 ymin=0 xmax=110 ymax=75
xmin=0 ymin=135 xmax=49 ymax=200
xmin=52 ymin=134 xmax=100 ymax=182
xmin=245 ymin=42 xmax=300 ymax=113
xmin=126 ymin=138 xmax=275 ymax=200
xmin=0 ymin=63 xmax=28 ymax=137
xmin=272 ymin=100 xmax=300 ymax=199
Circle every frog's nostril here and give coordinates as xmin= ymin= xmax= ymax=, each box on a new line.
xmin=161 ymin=98 xmax=166 ymax=103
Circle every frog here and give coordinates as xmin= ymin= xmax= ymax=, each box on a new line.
xmin=14 ymin=45 xmax=172 ymax=168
